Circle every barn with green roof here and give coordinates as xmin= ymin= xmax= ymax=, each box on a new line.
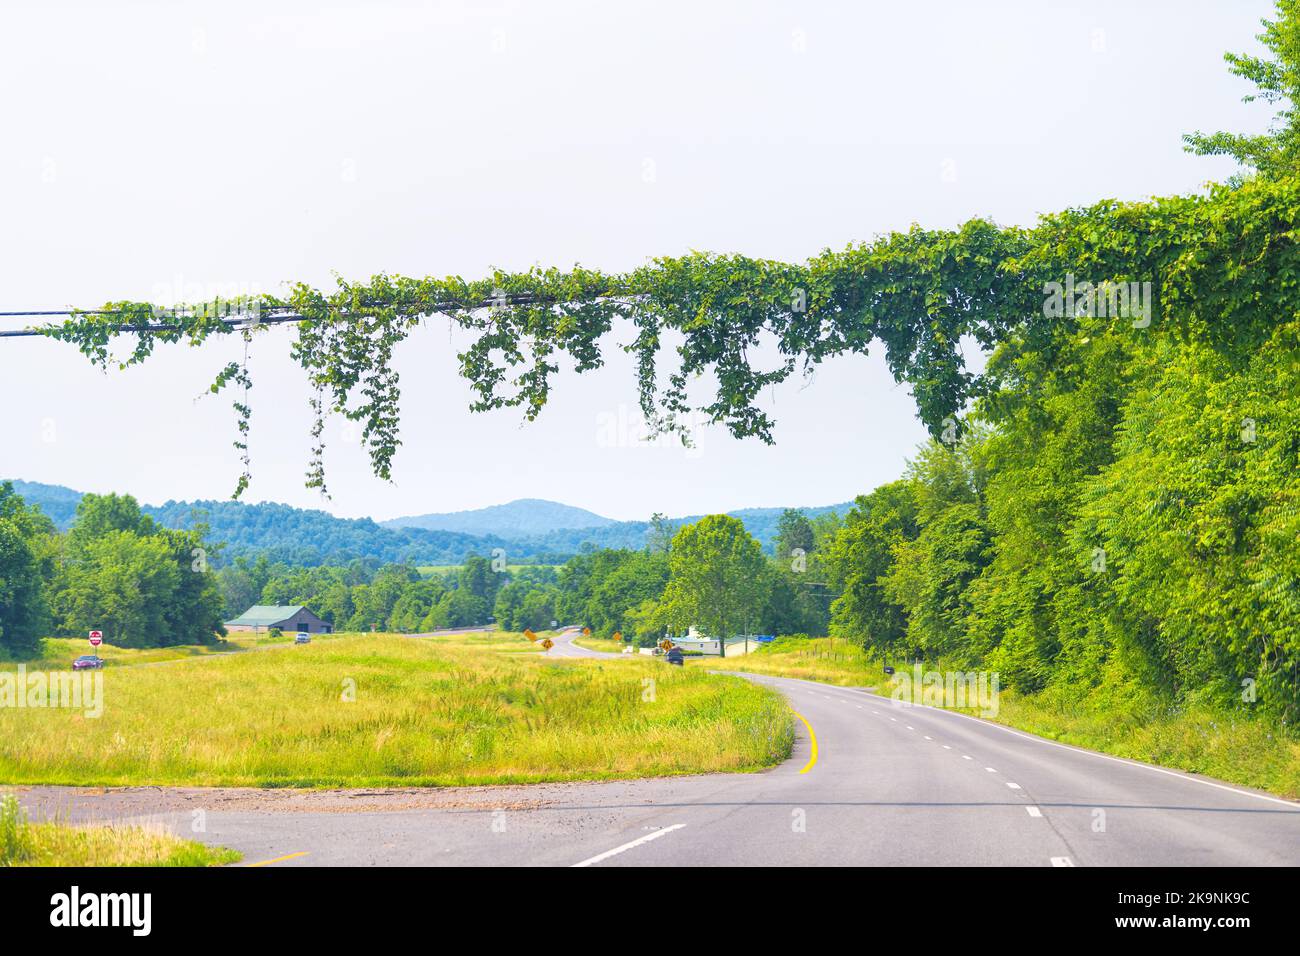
xmin=224 ymin=605 xmax=332 ymax=634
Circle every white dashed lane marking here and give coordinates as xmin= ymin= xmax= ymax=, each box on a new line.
xmin=1026 ymin=807 xmax=1043 ymax=817
xmin=1051 ymin=857 xmax=1075 ymax=867
xmin=571 ymin=825 xmax=687 ymax=868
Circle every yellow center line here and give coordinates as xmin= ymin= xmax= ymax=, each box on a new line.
xmin=792 ymin=710 xmax=818 ymax=774
xmin=246 ymin=851 xmax=309 ymax=868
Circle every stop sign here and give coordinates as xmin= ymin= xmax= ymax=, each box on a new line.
xmin=88 ymin=630 xmax=103 ymax=647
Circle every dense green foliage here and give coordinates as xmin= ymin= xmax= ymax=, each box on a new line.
xmin=0 ymin=485 xmax=55 ymax=656
xmin=659 ymin=516 xmax=768 ymax=657
xmin=1185 ymin=0 xmax=1300 ymax=179
xmin=0 ymin=484 xmax=226 ymax=653
xmin=815 ymin=251 xmax=1300 ymax=720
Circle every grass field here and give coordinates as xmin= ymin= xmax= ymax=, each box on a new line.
xmin=572 ymin=635 xmax=629 ymax=655
xmin=704 ymin=637 xmax=1300 ymax=799
xmin=1 ymin=630 xmax=363 ymax=671
xmin=0 ymin=794 xmax=238 ymax=866
xmin=0 ymin=632 xmax=793 ymax=788
xmin=694 ymin=636 xmax=889 ymax=689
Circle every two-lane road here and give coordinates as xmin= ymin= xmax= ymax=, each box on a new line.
xmin=543 ymin=627 xmax=615 ymax=659
xmin=17 ymin=635 xmax=1300 ymax=866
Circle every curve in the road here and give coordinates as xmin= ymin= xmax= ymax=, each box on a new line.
xmin=20 ymin=633 xmax=1300 ymax=867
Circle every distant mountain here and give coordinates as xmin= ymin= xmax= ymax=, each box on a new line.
xmin=6 ymin=480 xmax=82 ymax=528
xmin=384 ymin=498 xmax=615 ymax=537
xmin=5 ymin=478 xmax=854 ymax=567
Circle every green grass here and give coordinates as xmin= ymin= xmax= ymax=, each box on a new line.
xmin=0 ymin=632 xmax=793 ymax=788
xmin=989 ymin=687 xmax=1300 ymax=799
xmin=0 ymin=794 xmax=238 ymax=866
xmin=3 ymin=636 xmax=240 ymax=669
xmin=705 ymin=636 xmax=1300 ymax=799
xmin=572 ymin=635 xmax=630 ymax=655
xmin=1 ymin=630 xmax=364 ymax=671
xmin=695 ymin=636 xmax=889 ymax=688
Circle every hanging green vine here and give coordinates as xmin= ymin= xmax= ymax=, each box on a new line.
xmin=29 ymin=176 xmax=1300 ymax=497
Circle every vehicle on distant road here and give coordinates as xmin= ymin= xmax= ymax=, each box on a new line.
xmin=295 ymin=633 xmax=311 ymax=645
xmin=665 ymin=646 xmax=685 ymax=666
xmin=72 ymin=655 xmax=104 ymax=670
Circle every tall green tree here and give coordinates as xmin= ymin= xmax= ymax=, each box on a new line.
xmin=660 ymin=515 xmax=766 ymax=658
xmin=56 ymin=530 xmax=180 ymax=648
xmin=823 ymin=481 xmax=918 ymax=658
xmin=1185 ymin=0 xmax=1300 ymax=179
xmin=774 ymin=509 xmax=815 ymax=561
xmin=0 ymin=524 xmax=48 ymax=657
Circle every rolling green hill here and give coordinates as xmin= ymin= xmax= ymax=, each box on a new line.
xmin=6 ymin=479 xmax=851 ymax=567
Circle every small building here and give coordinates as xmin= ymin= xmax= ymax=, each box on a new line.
xmin=224 ymin=605 xmax=333 ymax=634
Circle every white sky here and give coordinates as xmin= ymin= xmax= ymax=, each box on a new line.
xmin=0 ymin=0 xmax=1268 ymax=521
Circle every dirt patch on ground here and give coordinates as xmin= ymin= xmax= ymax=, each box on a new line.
xmin=9 ymin=783 xmax=584 ymax=820
xmin=7 ymin=776 xmax=720 ymax=822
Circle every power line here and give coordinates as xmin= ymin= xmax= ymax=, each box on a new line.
xmin=0 ymin=291 xmax=638 ymax=339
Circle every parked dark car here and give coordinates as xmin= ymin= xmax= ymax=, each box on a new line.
xmin=72 ymin=655 xmax=104 ymax=670
xmin=665 ymin=646 xmax=685 ymax=666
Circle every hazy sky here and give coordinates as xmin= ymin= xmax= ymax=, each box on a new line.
xmin=0 ymin=0 xmax=1269 ymax=521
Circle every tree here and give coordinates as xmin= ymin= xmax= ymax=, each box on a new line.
xmin=0 ymin=520 xmax=48 ymax=657
xmin=774 ymin=509 xmax=815 ymax=561
xmin=0 ymin=483 xmax=54 ymax=657
xmin=623 ymin=598 xmax=665 ymax=647
xmin=823 ymin=481 xmax=918 ymax=659
xmin=459 ymin=556 xmax=502 ymax=606
xmin=55 ymin=531 xmax=180 ymax=647
xmin=389 ymin=579 xmax=445 ymax=632
xmin=53 ymin=490 xmax=225 ymax=647
xmin=659 ymin=515 xmax=766 ymax=658
xmin=588 ymin=552 xmax=668 ymax=638
xmin=66 ymin=493 xmax=155 ymax=552
xmin=219 ymin=554 xmax=272 ymax=619
xmin=646 ymin=513 xmax=675 ymax=555
xmin=1185 ymin=0 xmax=1300 ymax=179
xmin=156 ymin=524 xmax=226 ymax=646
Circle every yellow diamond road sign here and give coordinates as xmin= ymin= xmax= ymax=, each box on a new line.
xmin=524 ymin=629 xmax=537 ymax=641
xmin=541 ymin=638 xmax=554 ymax=650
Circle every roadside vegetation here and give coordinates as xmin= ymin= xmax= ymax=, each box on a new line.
xmin=697 ymin=637 xmax=887 ymax=688
xmin=571 ymin=634 xmax=627 ymax=654
xmin=0 ymin=633 xmax=793 ymax=788
xmin=0 ymin=794 xmax=238 ymax=866
xmin=0 ymin=631 xmax=354 ymax=670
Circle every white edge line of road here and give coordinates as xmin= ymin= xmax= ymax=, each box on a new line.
xmin=570 ymin=824 xmax=686 ymax=868
xmin=768 ymin=674 xmax=1300 ymax=810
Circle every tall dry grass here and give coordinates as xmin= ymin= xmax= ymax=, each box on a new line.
xmin=0 ymin=633 xmax=792 ymax=787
